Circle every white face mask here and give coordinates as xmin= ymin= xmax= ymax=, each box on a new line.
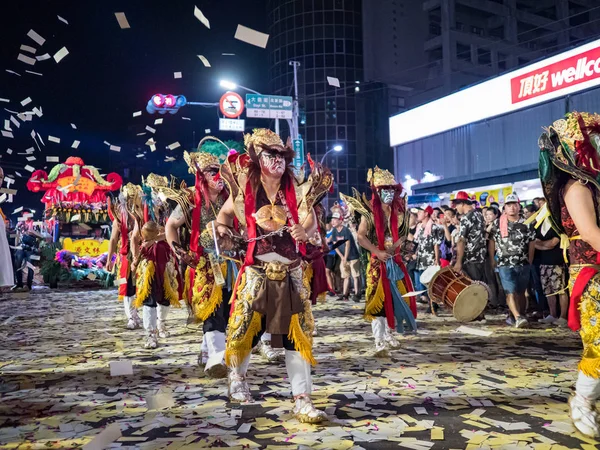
xmin=380 ymin=189 xmax=395 ymax=204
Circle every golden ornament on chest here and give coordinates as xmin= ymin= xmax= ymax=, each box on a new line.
xmin=254 ymin=204 xmax=287 ymax=232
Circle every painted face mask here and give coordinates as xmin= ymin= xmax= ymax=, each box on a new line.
xmin=379 ymin=189 xmax=395 ymax=205
xmin=260 ymin=151 xmax=286 ymax=176
xmin=203 ymin=168 xmax=224 ymax=192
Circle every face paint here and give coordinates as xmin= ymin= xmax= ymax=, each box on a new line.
xmin=379 ymin=189 xmax=395 ymax=204
xmin=260 ymin=152 xmax=286 ymax=176
xmin=203 ymin=168 xmax=223 ymax=192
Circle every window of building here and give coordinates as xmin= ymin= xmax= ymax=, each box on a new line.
xmin=456 ymin=42 xmax=470 ymax=61
xmin=478 ymin=48 xmax=491 ymax=66
xmin=334 ymin=0 xmax=344 ymax=10
xmin=337 ymin=125 xmax=346 ymax=139
xmin=315 ymin=39 xmax=324 ymax=54
xmin=335 ymin=39 xmax=345 ymax=53
xmin=325 ymin=39 xmax=334 ymax=53
xmin=274 ymin=7 xmax=280 ymax=22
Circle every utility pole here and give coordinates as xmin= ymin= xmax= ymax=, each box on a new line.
xmin=289 ymin=60 xmax=301 ymax=140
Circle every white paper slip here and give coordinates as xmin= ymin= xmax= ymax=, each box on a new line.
xmin=146 ymin=392 xmax=175 ymax=410
xmin=72 ymin=140 xmax=80 ymax=149
xmin=29 ymin=255 xmax=40 ymax=261
xmin=154 ymin=118 xmax=163 ymax=125
xmin=0 ymin=188 xmax=17 ymax=195
xmin=204 ymin=129 xmax=211 ymax=133
xmin=46 ymin=156 xmax=59 ymax=162
xmin=109 ymin=145 xmax=121 ymax=152
xmin=24 ymin=165 xmax=35 ymax=172
xmin=48 ymin=136 xmax=60 ymax=144
xmin=10 ymin=116 xmax=19 ymax=128
xmin=145 ymin=126 xmax=156 ymax=134
xmin=327 ymin=76 xmax=340 ymax=87
xmin=132 ymin=111 xmax=142 ymax=117
xmin=167 ymin=141 xmax=180 ymax=150
xmin=114 ymin=12 xmax=131 ymax=29
xmin=12 ymin=206 xmax=23 ymax=214
xmin=82 ymin=423 xmax=122 ymax=450
xmin=109 ymin=360 xmax=133 ymax=376
xmin=456 ymin=326 xmax=493 ymax=337
xmin=27 ymin=29 xmax=46 ymax=46
xmin=182 ymin=117 xmax=191 ymax=120
xmin=17 ymin=54 xmax=36 ymax=66
xmin=26 ymin=156 xmax=36 ymax=162
xmin=234 ymin=24 xmax=269 ymax=48
xmin=6 ymin=149 xmax=12 ymax=154
xmin=194 ymin=6 xmax=210 ymax=28
xmin=20 ymin=97 xmax=32 ymax=107
xmin=70 ymin=123 xmax=77 ymax=129
xmin=36 ymin=53 xmax=51 ymax=61
xmin=20 ymin=45 xmax=36 ymax=54
xmin=237 ymin=423 xmax=251 ymax=433
xmin=57 ymin=15 xmax=69 ymax=25
xmin=0 ymin=194 xmax=6 ymax=204
xmin=1 ymin=130 xmax=14 ymax=138
xmin=414 ymin=407 xmax=428 ymax=415
xmin=53 ymin=47 xmax=69 ymax=63
xmin=174 ymin=71 xmax=182 ymax=79
xmin=0 ymin=98 xmax=9 ymax=103
xmin=198 ymin=55 xmax=211 ymax=67
xmin=136 ymin=154 xmax=144 ymax=158
xmin=25 ymin=70 xmax=42 ymax=76
xmin=150 ymin=145 xmax=157 ymax=152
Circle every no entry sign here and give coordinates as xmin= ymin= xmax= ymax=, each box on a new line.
xmin=219 ymin=91 xmax=244 ymax=119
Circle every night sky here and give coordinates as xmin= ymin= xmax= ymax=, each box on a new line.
xmin=0 ymin=0 xmax=271 ymax=213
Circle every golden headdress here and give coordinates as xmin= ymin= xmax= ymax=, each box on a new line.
xmin=121 ymin=182 xmax=141 ymax=200
xmin=184 ymin=136 xmax=230 ymax=174
xmin=143 ymin=173 xmax=168 ymax=189
xmin=244 ymin=128 xmax=285 ymax=155
xmin=367 ymin=166 xmax=397 ymax=188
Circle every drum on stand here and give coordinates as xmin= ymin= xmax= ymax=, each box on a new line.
xmin=427 ymin=267 xmax=488 ymax=322
xmin=419 ymin=265 xmax=440 ymax=286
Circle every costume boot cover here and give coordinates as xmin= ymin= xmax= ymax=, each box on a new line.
xmin=204 ymin=331 xmax=227 ymax=378
xmin=142 ymin=306 xmax=158 ymax=349
xmin=228 ymin=353 xmax=252 ymax=402
xmin=570 ymin=371 xmax=600 ymax=437
xmin=285 ymin=350 xmax=326 ymax=424
xmin=198 ymin=335 xmax=209 ymax=367
xmin=157 ymin=304 xmax=170 ymax=338
xmin=260 ymin=332 xmax=283 ymax=362
xmin=384 ymin=323 xmax=401 ymax=349
xmin=124 ymin=297 xmax=141 ymax=329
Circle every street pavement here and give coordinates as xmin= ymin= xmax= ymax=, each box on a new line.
xmin=0 ymin=287 xmax=592 ymax=449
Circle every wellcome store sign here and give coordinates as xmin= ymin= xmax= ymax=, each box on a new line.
xmin=390 ymin=37 xmax=600 ymax=147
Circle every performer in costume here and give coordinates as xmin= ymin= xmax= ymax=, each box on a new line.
xmin=131 ymin=221 xmax=180 ymax=349
xmin=0 ymin=167 xmax=14 ymax=289
xmin=342 ymin=167 xmax=417 ymax=357
xmin=539 ymin=112 xmax=600 ymax=438
xmin=107 ymin=183 xmax=142 ymax=329
xmin=164 ymin=139 xmax=237 ymax=378
xmin=216 ymin=128 xmax=330 ymax=423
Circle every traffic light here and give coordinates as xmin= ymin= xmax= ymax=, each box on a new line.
xmin=146 ymin=94 xmax=187 ymax=114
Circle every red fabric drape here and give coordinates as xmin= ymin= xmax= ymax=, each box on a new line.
xmin=118 ymin=209 xmax=129 ymax=297
xmin=189 ymin=171 xmax=204 ymax=289
xmin=569 ymin=251 xmax=600 ymax=331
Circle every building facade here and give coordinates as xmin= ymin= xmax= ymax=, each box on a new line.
xmin=266 ymin=0 xmax=391 ymax=201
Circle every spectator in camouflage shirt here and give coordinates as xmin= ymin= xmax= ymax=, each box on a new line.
xmin=452 ymin=191 xmax=487 ymax=284
xmin=414 ymin=205 xmax=444 ymax=314
xmin=489 ymin=194 xmax=536 ymax=329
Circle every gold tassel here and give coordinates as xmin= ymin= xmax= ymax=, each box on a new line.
xmin=134 ymin=260 xmax=154 ymax=308
xmin=397 ymin=280 xmax=411 ymax=306
xmin=364 ymin=276 xmax=385 ymax=321
xmin=163 ymin=268 xmax=181 ymax=308
xmin=579 ymin=357 xmax=600 ymax=378
xmin=288 ymin=314 xmax=317 ymax=366
xmin=195 ymin=284 xmax=223 ymax=321
xmin=225 ymin=311 xmax=262 ymax=367
xmin=183 ymin=266 xmax=191 ymax=302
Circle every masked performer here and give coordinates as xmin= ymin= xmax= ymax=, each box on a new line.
xmin=342 ymin=167 xmax=417 ymax=357
xmin=131 ymin=221 xmax=180 ymax=348
xmin=164 ymin=140 xmax=236 ymax=378
xmin=538 ymin=112 xmax=600 ymax=438
xmin=107 ymin=183 xmax=143 ymax=329
xmin=216 ymin=128 xmax=331 ymax=423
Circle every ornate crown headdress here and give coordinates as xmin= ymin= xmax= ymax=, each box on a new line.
xmin=143 ymin=173 xmax=169 ymax=189
xmin=367 ymin=166 xmax=397 ymax=187
xmin=243 ymin=128 xmax=284 ymax=155
xmin=184 ymin=136 xmax=230 ymax=174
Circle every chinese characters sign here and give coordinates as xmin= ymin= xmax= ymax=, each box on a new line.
xmin=57 ymin=176 xmax=98 ymax=196
xmin=511 ymin=46 xmax=600 ymax=104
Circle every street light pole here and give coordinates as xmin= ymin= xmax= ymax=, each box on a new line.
xmin=320 ymin=144 xmax=344 ymax=165
xmin=289 ymin=60 xmax=301 ymax=140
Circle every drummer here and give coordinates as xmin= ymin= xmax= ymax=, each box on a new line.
xmin=413 ymin=205 xmax=444 ymax=315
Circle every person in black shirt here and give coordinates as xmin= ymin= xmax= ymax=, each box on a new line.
xmin=536 ymin=226 xmax=569 ymax=327
xmin=331 ymin=213 xmax=361 ymax=302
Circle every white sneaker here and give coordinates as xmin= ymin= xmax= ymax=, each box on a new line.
xmin=158 ymin=321 xmax=170 ymax=338
xmin=144 ymin=332 xmax=158 ymax=349
xmin=570 ymin=393 xmax=600 ymax=438
xmin=384 ymin=332 xmax=401 ymax=349
xmin=127 ymin=319 xmax=137 ymax=330
xmin=555 ymin=317 xmax=568 ymax=328
xmin=260 ymin=341 xmax=281 ymax=362
xmin=515 ymin=317 xmax=529 ymax=329
xmin=539 ymin=315 xmax=556 ymax=324
xmin=293 ymin=394 xmax=327 ymax=424
xmin=374 ymin=340 xmax=389 ymax=357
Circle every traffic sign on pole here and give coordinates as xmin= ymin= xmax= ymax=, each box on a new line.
xmin=246 ymin=94 xmax=293 ymax=119
xmin=292 ymin=138 xmax=304 ymax=168
xmin=219 ymin=118 xmax=245 ymax=132
xmin=219 ymin=91 xmax=245 ymax=118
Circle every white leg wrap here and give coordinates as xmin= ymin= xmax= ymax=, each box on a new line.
xmin=123 ymin=297 xmax=132 ymax=320
xmin=142 ymin=306 xmax=158 ymax=331
xmin=130 ymin=299 xmax=140 ymax=321
xmin=285 ymin=350 xmax=312 ymax=397
xmin=261 ymin=332 xmax=271 ymax=343
xmin=201 ymin=335 xmax=208 ymax=353
xmin=205 ymin=331 xmax=226 ymax=370
xmin=371 ymin=317 xmax=386 ymax=341
xmin=157 ymin=304 xmax=169 ymax=321
xmin=576 ymin=371 xmax=600 ymax=400
xmin=570 ymin=370 xmax=600 ymax=438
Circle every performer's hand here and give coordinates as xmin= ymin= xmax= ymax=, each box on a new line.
xmin=216 ymin=223 xmax=233 ymax=239
xmin=374 ymin=249 xmax=391 ymax=262
xmin=290 ymin=224 xmax=308 ymax=242
xmin=106 ymin=261 xmax=114 ymax=272
xmin=453 ymin=262 xmax=462 ymax=274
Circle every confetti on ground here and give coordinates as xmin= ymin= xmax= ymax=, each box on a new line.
xmin=0 ymin=290 xmax=588 ymax=449
xmin=114 ymin=12 xmax=131 ymax=29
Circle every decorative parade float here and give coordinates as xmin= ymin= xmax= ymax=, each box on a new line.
xmin=27 ymin=156 xmax=123 ymax=286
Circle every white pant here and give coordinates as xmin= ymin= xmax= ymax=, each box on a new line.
xmin=371 ymin=317 xmax=386 ymax=342
xmin=142 ymin=305 xmax=157 ymax=331
xmin=204 ymin=331 xmax=226 ymax=371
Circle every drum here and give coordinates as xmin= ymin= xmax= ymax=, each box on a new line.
xmin=427 ymin=267 xmax=488 ymax=322
xmin=419 ymin=265 xmax=440 ymax=286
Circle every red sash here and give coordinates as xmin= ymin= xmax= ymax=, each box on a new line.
xmin=569 ymin=252 xmax=600 ymax=331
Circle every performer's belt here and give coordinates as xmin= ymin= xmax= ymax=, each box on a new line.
xmin=254 ymin=259 xmax=301 ymax=281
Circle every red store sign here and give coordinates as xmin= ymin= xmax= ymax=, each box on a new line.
xmin=511 ymin=45 xmax=600 ymax=104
